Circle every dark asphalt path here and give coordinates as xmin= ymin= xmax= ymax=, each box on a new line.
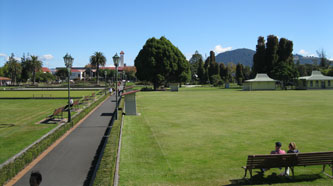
xmin=14 ymin=94 xmax=118 ymax=186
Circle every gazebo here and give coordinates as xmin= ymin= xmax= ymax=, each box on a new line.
xmin=296 ymin=71 xmax=333 ymax=89
xmin=243 ymin=74 xmax=277 ymax=91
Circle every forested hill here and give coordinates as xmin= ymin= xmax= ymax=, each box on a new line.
xmin=215 ymin=48 xmax=322 ymax=66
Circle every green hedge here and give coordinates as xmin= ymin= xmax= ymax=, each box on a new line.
xmin=93 ymin=99 xmax=124 ymax=186
xmin=0 ymin=94 xmax=109 ymax=185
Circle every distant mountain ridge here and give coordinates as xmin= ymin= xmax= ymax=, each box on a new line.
xmin=215 ymin=48 xmax=322 ymax=66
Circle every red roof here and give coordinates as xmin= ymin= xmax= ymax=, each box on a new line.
xmin=41 ymin=67 xmax=51 ymax=73
xmin=122 ymin=90 xmax=140 ymax=96
xmin=120 ymin=51 xmax=125 ymax=54
xmin=0 ymin=77 xmax=11 ymax=81
xmin=100 ymin=67 xmax=124 ymax=71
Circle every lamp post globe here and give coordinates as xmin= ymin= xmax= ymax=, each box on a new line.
xmin=113 ymin=53 xmax=120 ymax=120
xmin=63 ymin=53 xmax=74 ymax=123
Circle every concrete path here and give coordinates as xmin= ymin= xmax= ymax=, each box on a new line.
xmin=14 ymin=94 xmax=118 ymax=186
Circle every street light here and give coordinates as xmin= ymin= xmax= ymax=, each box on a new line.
xmin=64 ymin=53 xmax=74 ymax=122
xmin=113 ymin=53 xmax=120 ymax=120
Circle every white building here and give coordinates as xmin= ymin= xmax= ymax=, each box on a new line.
xmin=120 ymin=51 xmax=124 ymax=67
xmin=243 ymin=74 xmax=277 ymax=91
xmin=297 ymin=71 xmax=333 ymax=89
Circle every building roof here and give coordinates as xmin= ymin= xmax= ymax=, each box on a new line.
xmin=0 ymin=77 xmax=11 ymax=81
xmin=299 ymin=71 xmax=333 ymax=80
xmin=41 ymin=67 xmax=51 ymax=73
xmin=245 ymin=73 xmax=277 ymax=82
xmin=120 ymin=51 xmax=125 ymax=54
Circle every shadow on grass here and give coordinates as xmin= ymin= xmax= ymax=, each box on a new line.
xmin=0 ymin=123 xmax=15 ymax=128
xmin=39 ymin=118 xmax=62 ymax=124
xmin=226 ymin=173 xmax=322 ymax=185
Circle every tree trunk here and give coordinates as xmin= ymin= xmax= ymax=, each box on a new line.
xmin=154 ymin=82 xmax=158 ymax=91
xmin=33 ymin=71 xmax=36 ymax=85
xmin=96 ymin=65 xmax=99 ymax=85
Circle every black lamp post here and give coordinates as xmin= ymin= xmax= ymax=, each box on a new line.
xmin=113 ymin=53 xmax=120 ymax=120
xmin=64 ymin=53 xmax=74 ymax=122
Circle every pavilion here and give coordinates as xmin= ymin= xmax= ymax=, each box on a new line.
xmin=296 ymin=71 xmax=333 ymax=89
xmin=242 ymin=73 xmax=277 ymax=91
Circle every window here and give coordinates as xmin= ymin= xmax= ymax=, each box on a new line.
xmin=310 ymin=81 xmax=313 ymax=87
xmin=328 ymin=80 xmax=331 ymax=87
xmin=316 ymin=80 xmax=319 ymax=87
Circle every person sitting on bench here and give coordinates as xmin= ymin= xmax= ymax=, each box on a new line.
xmin=271 ymin=142 xmax=286 ymax=155
xmin=64 ymin=99 xmax=74 ymax=111
xmin=261 ymin=142 xmax=286 ymax=174
xmin=284 ymin=142 xmax=299 ymax=176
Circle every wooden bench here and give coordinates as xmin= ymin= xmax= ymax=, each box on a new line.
xmin=48 ymin=107 xmax=64 ymax=119
xmin=242 ymin=152 xmax=333 ymax=179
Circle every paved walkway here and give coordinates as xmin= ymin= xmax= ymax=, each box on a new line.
xmin=14 ymin=93 xmax=119 ymax=186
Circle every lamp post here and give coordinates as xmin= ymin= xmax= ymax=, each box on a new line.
xmin=113 ymin=53 xmax=120 ymax=120
xmin=64 ymin=53 xmax=74 ymax=122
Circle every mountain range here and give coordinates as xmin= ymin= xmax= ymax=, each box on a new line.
xmin=215 ymin=48 xmax=322 ymax=66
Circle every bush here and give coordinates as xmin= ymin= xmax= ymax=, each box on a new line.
xmin=210 ymin=75 xmax=224 ymax=87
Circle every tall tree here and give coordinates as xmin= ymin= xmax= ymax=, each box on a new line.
xmin=265 ymin=35 xmax=279 ymax=75
xmin=252 ymin=36 xmax=266 ymax=74
xmin=5 ymin=53 xmax=22 ymax=85
xmin=21 ymin=53 xmax=31 ymax=82
xmin=236 ymin=63 xmax=245 ymax=85
xmin=90 ymin=52 xmax=106 ymax=85
xmin=189 ymin=51 xmax=203 ymax=81
xmin=271 ymin=38 xmax=298 ymax=87
xmin=135 ymin=36 xmax=190 ymax=90
xmin=219 ymin=63 xmax=226 ymax=81
xmin=197 ymin=56 xmax=205 ymax=84
xmin=316 ymin=49 xmax=329 ymax=68
xmin=208 ymin=51 xmax=219 ymax=83
xmin=29 ymin=55 xmax=43 ymax=85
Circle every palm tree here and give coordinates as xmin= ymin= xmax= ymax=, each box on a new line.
xmin=90 ymin=52 xmax=106 ymax=85
xmin=29 ymin=55 xmax=42 ymax=85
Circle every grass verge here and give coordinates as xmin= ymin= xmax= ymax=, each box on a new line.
xmin=93 ymin=99 xmax=124 ymax=186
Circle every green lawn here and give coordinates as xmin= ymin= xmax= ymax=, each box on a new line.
xmin=0 ymin=99 xmax=68 ymax=164
xmin=0 ymin=90 xmax=98 ymax=98
xmin=119 ymin=88 xmax=333 ymax=186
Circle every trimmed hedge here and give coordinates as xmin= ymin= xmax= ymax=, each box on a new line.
xmin=93 ymin=99 xmax=124 ymax=186
xmin=0 ymin=94 xmax=109 ymax=185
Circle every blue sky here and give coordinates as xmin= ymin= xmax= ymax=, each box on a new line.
xmin=0 ymin=0 xmax=332 ymax=68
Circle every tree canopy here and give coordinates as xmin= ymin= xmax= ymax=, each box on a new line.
xmin=135 ymin=36 xmax=190 ymax=90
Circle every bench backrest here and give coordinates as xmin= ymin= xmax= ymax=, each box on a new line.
xmin=297 ymin=152 xmax=333 ymax=166
xmin=246 ymin=152 xmax=333 ymax=169
xmin=53 ymin=107 xmax=64 ymax=116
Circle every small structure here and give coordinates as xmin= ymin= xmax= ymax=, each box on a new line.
xmin=243 ymin=74 xmax=277 ymax=91
xmin=123 ymin=90 xmax=140 ymax=115
xmin=124 ymin=86 xmax=134 ymax=92
xmin=0 ymin=77 xmax=11 ymax=86
xmin=170 ymin=83 xmax=179 ymax=92
xmin=296 ymin=71 xmax=333 ymax=89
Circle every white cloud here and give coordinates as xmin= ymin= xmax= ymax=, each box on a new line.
xmin=214 ymin=45 xmax=232 ymax=54
xmin=41 ymin=54 xmax=54 ymax=60
xmin=0 ymin=53 xmax=7 ymax=57
xmin=298 ymin=49 xmax=315 ymax=57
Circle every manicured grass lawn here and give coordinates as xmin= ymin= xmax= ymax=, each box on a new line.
xmin=119 ymin=88 xmax=333 ymax=185
xmin=0 ymin=90 xmax=98 ymax=98
xmin=0 ymin=99 xmax=67 ymax=164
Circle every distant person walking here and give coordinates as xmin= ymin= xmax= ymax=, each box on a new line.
xmin=109 ymin=87 xmax=113 ymax=95
xmin=29 ymin=171 xmax=42 ymax=186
